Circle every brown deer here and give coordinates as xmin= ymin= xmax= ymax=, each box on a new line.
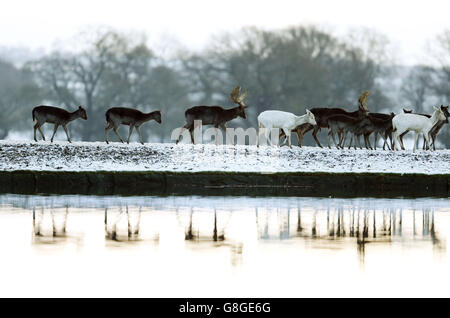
xmin=105 ymin=107 xmax=162 ymax=145
xmin=32 ymin=105 xmax=88 ymax=143
xmin=366 ymin=112 xmax=395 ymax=150
xmin=176 ymin=86 xmax=248 ymax=144
xmin=347 ymin=113 xmax=396 ymax=150
xmin=279 ymin=91 xmax=370 ymax=147
xmin=327 ymin=109 xmax=369 ymax=149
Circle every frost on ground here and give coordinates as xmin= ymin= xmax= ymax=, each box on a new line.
xmin=0 ymin=140 xmax=450 ymax=174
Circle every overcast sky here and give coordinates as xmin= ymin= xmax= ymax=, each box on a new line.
xmin=1 ymin=0 xmax=449 ymax=65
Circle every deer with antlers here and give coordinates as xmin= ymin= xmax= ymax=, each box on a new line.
xmin=176 ymin=86 xmax=248 ymax=144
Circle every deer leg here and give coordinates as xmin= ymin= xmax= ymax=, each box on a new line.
xmin=279 ymin=134 xmax=287 ymax=146
xmin=393 ymin=131 xmax=402 ymax=151
xmin=50 ymin=124 xmax=59 ymax=143
xmin=127 ymin=125 xmax=135 ymax=144
xmin=176 ymin=124 xmax=191 ymax=144
xmin=33 ymin=123 xmax=41 ymax=141
xmin=429 ymin=131 xmax=435 ymax=150
xmin=189 ymin=127 xmax=195 ymax=144
xmin=296 ymin=128 xmax=304 ymax=147
xmin=327 ymin=130 xmax=332 ymax=149
xmin=282 ymin=128 xmax=292 ymax=148
xmin=353 ymin=134 xmax=358 ymax=150
xmin=399 ymin=131 xmax=406 ymax=150
xmin=312 ymin=126 xmax=323 ymax=148
xmin=136 ymin=126 xmax=144 ymax=145
xmin=340 ymin=130 xmax=348 ymax=149
xmin=62 ymin=125 xmax=71 ymax=143
xmin=357 ymin=134 xmax=363 ymax=149
xmin=35 ymin=123 xmax=45 ymax=141
xmin=412 ymin=132 xmax=419 ymax=152
xmin=364 ymin=133 xmax=372 ymax=150
xmin=381 ymin=132 xmax=390 ymax=150
xmin=389 ymin=131 xmax=394 ymax=150
xmin=105 ymin=122 xmax=113 ymax=144
xmin=332 ymin=130 xmax=340 ymax=149
xmin=340 ymin=131 xmax=348 ymax=149
xmin=382 ymin=132 xmax=388 ymax=150
xmin=113 ymin=126 xmax=124 ymax=143
xmin=392 ymin=132 xmax=397 ymax=151
xmin=338 ymin=130 xmax=345 ymax=148
xmin=424 ymin=131 xmax=431 ymax=151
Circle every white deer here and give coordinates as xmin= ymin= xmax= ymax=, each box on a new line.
xmin=392 ymin=106 xmax=446 ymax=152
xmin=257 ymin=110 xmax=317 ymax=147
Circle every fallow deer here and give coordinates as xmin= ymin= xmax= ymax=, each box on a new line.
xmin=105 ymin=107 xmax=162 ymax=145
xmin=401 ymin=106 xmax=449 ymax=150
xmin=278 ymin=90 xmax=371 ymax=147
xmin=257 ymin=110 xmax=317 ymax=147
xmin=326 ymin=109 xmax=369 ymax=149
xmin=32 ymin=105 xmax=88 ymax=143
xmin=176 ymin=86 xmax=248 ymax=144
xmin=348 ymin=113 xmax=395 ymax=150
xmin=393 ymin=107 xmax=446 ymax=152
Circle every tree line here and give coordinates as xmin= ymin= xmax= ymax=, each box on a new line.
xmin=1 ymin=25 xmax=450 ymax=146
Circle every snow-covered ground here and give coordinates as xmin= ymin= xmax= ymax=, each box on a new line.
xmin=1 ymin=140 xmax=450 ymax=174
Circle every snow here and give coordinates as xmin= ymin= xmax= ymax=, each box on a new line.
xmin=0 ymin=140 xmax=450 ymax=174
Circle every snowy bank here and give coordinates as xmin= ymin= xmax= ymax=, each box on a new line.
xmin=1 ymin=140 xmax=450 ymax=175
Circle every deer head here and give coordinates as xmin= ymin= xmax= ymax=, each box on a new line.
xmin=440 ymin=105 xmax=450 ymax=119
xmin=305 ymin=109 xmax=317 ymax=126
xmin=78 ymin=106 xmax=88 ymax=120
xmin=230 ymin=86 xmax=249 ymax=119
xmin=433 ymin=106 xmax=446 ymax=121
xmin=154 ymin=110 xmax=162 ymax=124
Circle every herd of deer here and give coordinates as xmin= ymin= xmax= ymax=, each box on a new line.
xmin=31 ymin=86 xmax=450 ymax=152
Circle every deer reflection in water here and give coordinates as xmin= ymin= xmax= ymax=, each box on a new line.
xmin=177 ymin=207 xmax=243 ymax=266
xmin=31 ymin=206 xmax=85 ymax=248
xmin=255 ymin=206 xmax=445 ymax=266
xmin=32 ymin=207 xmax=68 ymax=240
xmin=104 ymin=206 xmax=147 ymax=242
xmin=27 ymin=200 xmax=446 ymax=268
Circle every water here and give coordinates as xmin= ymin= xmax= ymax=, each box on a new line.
xmin=0 ymin=194 xmax=449 ymax=297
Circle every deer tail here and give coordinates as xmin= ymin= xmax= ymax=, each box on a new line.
xmin=32 ymin=109 xmax=36 ymax=122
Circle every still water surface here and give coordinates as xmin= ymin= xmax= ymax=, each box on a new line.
xmin=0 ymin=195 xmax=449 ymax=297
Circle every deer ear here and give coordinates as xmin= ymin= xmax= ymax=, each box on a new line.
xmin=434 ymin=106 xmax=439 ymax=111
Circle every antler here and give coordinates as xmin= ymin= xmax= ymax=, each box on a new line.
xmin=230 ymin=86 xmax=248 ymax=107
xmin=358 ymin=90 xmax=370 ymax=110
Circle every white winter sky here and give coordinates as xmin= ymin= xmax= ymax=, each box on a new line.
xmin=0 ymin=0 xmax=450 ymax=65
